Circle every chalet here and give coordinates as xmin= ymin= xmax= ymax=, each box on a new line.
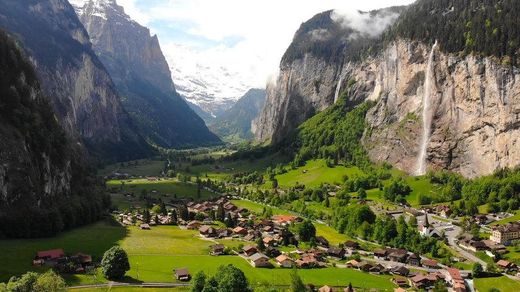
xmin=139 ymin=223 xmax=150 ymax=230
xmin=233 ymin=226 xmax=248 ymax=236
xmin=459 ymin=239 xmax=486 ymax=252
xmin=263 ymin=225 xmax=274 ymax=233
xmin=174 ymin=268 xmax=191 ymax=281
xmin=243 ymin=245 xmax=258 ymax=257
xmin=186 ymin=220 xmax=202 ymax=230
xmin=209 ymin=244 xmax=225 ymax=256
xmin=272 ymin=215 xmax=300 ymax=226
xmin=369 ymin=264 xmax=386 ymax=274
xmin=490 ymin=222 xmax=520 ymax=244
xmin=319 ymin=285 xmax=334 ymax=292
xmin=391 ymin=266 xmax=410 ymax=276
xmin=393 ymin=279 xmax=408 ymax=288
xmin=275 ymin=254 xmax=294 ymax=268
xmin=343 ymin=240 xmax=360 ymax=250
xmin=244 ymin=234 xmax=256 ymax=242
xmin=388 ymin=249 xmax=408 ymax=263
xmin=327 ymin=247 xmax=345 ymax=259
xmin=407 ymin=253 xmax=421 ymax=266
xmin=373 ymin=249 xmax=388 ymax=260
xmin=497 ymin=260 xmax=518 ymax=272
xmin=263 ymin=236 xmax=276 ymax=247
xmin=316 ymin=236 xmax=330 ymax=248
xmin=409 ymin=274 xmax=437 ymax=290
xmin=346 ymin=259 xmax=361 ymax=268
xmin=217 ymin=228 xmax=233 ymax=238
xmin=199 ymin=225 xmax=216 ymax=237
xmin=295 ymin=256 xmax=319 ymax=268
xmin=36 ymin=249 xmax=65 ymax=261
xmin=249 ymin=253 xmax=270 ymax=268
xmin=358 ymin=262 xmax=373 ymax=272
xmin=421 ymin=259 xmax=439 ymax=269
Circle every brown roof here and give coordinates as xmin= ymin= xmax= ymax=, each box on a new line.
xmin=421 ymin=259 xmax=438 ymax=267
xmin=276 ymin=255 xmax=292 ymax=263
xmin=37 ymin=249 xmax=65 ymax=260
xmin=175 ymin=268 xmax=190 ymax=277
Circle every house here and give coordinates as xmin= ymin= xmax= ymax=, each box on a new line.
xmin=436 ymin=205 xmax=452 ymax=218
xmin=243 ymin=245 xmax=258 ymax=257
xmin=186 ymin=220 xmax=202 ymax=230
xmin=391 ymin=266 xmax=410 ymax=276
xmin=394 ymin=287 xmax=407 ymax=292
xmin=447 ymin=268 xmax=466 ymax=292
xmin=263 ymin=236 xmax=276 ymax=247
xmin=421 ymin=259 xmax=439 ymax=269
xmin=327 ymin=247 xmax=345 ymax=259
xmin=140 ymin=223 xmax=151 ymax=230
xmin=36 ymin=249 xmax=65 ymax=261
xmin=373 ymin=249 xmax=388 ymax=260
xmin=316 ymin=236 xmax=330 ymax=247
xmin=346 ymin=259 xmax=360 ymax=268
xmin=217 ymin=228 xmax=233 ymax=238
xmin=295 ymin=256 xmax=319 ymax=268
xmin=174 ymin=268 xmax=191 ymax=281
xmin=233 ymin=226 xmax=248 ymax=236
xmin=409 ymin=274 xmax=435 ymax=290
xmin=497 ymin=260 xmax=518 ymax=272
xmin=459 ymin=239 xmax=486 ymax=252
xmin=490 ymin=222 xmax=520 ymax=244
xmin=199 ymin=225 xmax=216 ymax=237
xmin=73 ymin=253 xmax=92 ymax=266
xmin=263 ymin=225 xmax=274 ymax=233
xmin=209 ymin=244 xmax=225 ymax=256
xmin=249 ymin=253 xmax=270 ymax=268
xmin=370 ymin=264 xmax=386 ymax=274
xmin=393 ymin=277 xmax=408 ymax=287
xmin=272 ymin=215 xmax=300 ymax=226
xmin=319 ymin=285 xmax=334 ymax=292
xmin=407 ymin=253 xmax=421 ymax=266
xmin=388 ymin=249 xmax=408 ymax=263
xmin=276 ymin=255 xmax=294 ymax=268
xmin=344 ymin=240 xmax=360 ymax=250
xmin=358 ymin=262 xmax=373 ymax=272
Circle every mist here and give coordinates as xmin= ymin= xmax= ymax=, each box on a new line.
xmin=331 ymin=8 xmax=400 ymax=39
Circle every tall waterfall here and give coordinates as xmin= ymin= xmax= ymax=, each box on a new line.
xmin=334 ymin=69 xmax=347 ymax=103
xmin=415 ymin=41 xmax=438 ymax=176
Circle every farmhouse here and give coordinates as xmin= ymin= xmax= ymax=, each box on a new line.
xmin=275 ymin=254 xmax=294 ymax=268
xmin=186 ymin=220 xmax=202 ymax=230
xmin=272 ymin=215 xmax=300 ymax=226
xmin=209 ymin=244 xmax=225 ymax=256
xmin=36 ymin=249 xmax=65 ymax=261
xmin=249 ymin=253 xmax=270 ymax=268
xmin=140 ymin=223 xmax=150 ymax=230
xmin=497 ymin=260 xmax=518 ymax=272
xmin=199 ymin=225 xmax=216 ymax=237
xmin=390 ymin=266 xmax=410 ymax=276
xmin=174 ymin=268 xmax=191 ymax=281
xmin=407 ymin=253 xmax=421 ymax=266
xmin=242 ymin=245 xmax=258 ymax=256
xmin=233 ymin=226 xmax=248 ymax=236
xmin=490 ymin=222 xmax=520 ymax=244
xmin=421 ymin=259 xmax=439 ymax=269
xmin=327 ymin=247 xmax=345 ymax=259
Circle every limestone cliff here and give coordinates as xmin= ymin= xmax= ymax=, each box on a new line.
xmin=74 ymin=0 xmax=221 ymax=147
xmin=0 ymin=0 xmax=151 ymax=161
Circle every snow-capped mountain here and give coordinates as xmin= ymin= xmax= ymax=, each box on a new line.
xmin=165 ymin=44 xmax=255 ymax=117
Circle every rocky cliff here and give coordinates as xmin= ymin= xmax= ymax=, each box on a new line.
xmin=73 ymin=0 xmax=221 ymax=148
xmin=255 ymin=1 xmax=520 ymax=177
xmin=0 ymin=0 xmax=151 ymax=161
xmin=0 ymin=30 xmax=108 ymax=238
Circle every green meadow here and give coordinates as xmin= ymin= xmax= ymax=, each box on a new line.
xmin=474 ymin=276 xmax=520 ymax=292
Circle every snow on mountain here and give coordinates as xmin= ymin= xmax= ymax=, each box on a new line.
xmin=164 ymin=44 xmax=255 ymax=117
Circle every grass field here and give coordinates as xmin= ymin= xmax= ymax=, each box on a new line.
xmin=99 ymin=159 xmax=165 ymax=177
xmin=474 ymin=276 xmax=520 ymax=292
xmin=107 ymin=178 xmax=216 ymax=209
xmin=70 ymin=288 xmax=189 ymax=292
xmin=272 ymin=160 xmax=363 ymax=188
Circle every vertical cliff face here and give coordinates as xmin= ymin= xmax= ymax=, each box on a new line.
xmin=74 ymin=0 xmax=221 ymax=147
xmin=0 ymin=0 xmax=151 ymax=161
xmin=360 ymin=40 xmax=520 ymax=178
xmin=253 ymin=8 xmax=402 ymax=144
xmin=0 ymin=30 xmax=108 ymax=238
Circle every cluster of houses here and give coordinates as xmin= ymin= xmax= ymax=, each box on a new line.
xmin=118 ymin=212 xmax=175 ymax=227
xmin=33 ymin=249 xmax=93 ymax=274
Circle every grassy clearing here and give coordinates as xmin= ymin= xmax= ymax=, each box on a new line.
xmin=99 ymin=159 xmax=165 ymax=177
xmin=69 ymin=288 xmax=189 ymax=292
xmin=272 ymin=160 xmax=363 ymax=188
xmin=127 ymin=255 xmax=395 ymax=290
xmin=474 ymin=276 xmax=520 ymax=292
xmin=107 ymin=179 xmax=215 ymax=209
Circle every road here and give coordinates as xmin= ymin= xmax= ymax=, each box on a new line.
xmin=69 ymin=282 xmax=190 ymax=289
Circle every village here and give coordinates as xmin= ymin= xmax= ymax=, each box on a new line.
xmin=108 ymin=195 xmax=520 ymax=292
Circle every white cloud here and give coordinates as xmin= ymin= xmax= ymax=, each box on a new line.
xmin=110 ymin=0 xmax=415 ymax=102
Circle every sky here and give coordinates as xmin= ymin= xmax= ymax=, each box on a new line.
xmin=111 ymin=0 xmax=416 ymax=97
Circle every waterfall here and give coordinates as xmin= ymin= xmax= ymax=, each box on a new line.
xmin=334 ymin=69 xmax=347 ymax=103
xmin=415 ymin=41 xmax=438 ymax=176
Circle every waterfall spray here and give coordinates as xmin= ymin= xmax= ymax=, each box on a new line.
xmin=415 ymin=40 xmax=438 ymax=176
xmin=334 ymin=68 xmax=347 ymax=103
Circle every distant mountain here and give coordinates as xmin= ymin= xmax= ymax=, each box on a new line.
xmin=209 ymin=89 xmax=266 ymax=142
xmin=187 ymin=100 xmax=216 ymax=124
xmin=73 ymin=0 xmax=221 ymax=148
xmin=0 ymin=30 xmax=108 ymax=238
xmin=0 ymin=0 xmax=151 ymax=162
xmin=166 ymin=44 xmax=252 ymax=117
